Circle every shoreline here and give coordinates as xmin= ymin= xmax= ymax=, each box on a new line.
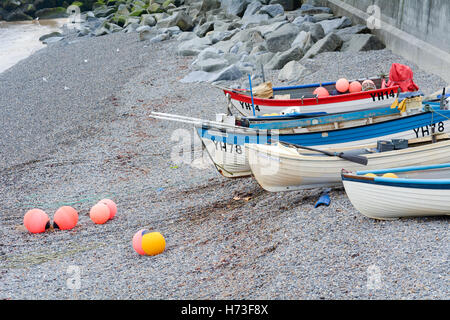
xmin=0 ymin=30 xmax=448 ymax=299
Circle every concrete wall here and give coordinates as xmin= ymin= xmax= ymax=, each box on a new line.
xmin=324 ymin=0 xmax=450 ymax=84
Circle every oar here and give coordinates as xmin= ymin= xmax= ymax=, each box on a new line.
xmin=280 ymin=141 xmax=368 ymax=165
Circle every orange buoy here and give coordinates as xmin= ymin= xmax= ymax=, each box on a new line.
xmin=132 ymin=229 xmax=148 ymax=255
xmin=53 ymin=206 xmax=78 ymax=230
xmin=23 ymin=209 xmax=50 ymax=234
xmin=362 ymin=79 xmax=376 ymax=91
xmin=313 ymin=87 xmax=329 ymax=98
xmin=99 ymin=199 xmax=117 ymax=220
xmin=141 ymin=232 xmax=166 ymax=256
xmin=382 ymin=173 xmax=398 ymax=178
xmin=336 ymin=78 xmax=349 ymax=93
xmin=349 ymin=81 xmax=362 ymax=93
xmin=89 ymin=203 xmax=110 ymax=224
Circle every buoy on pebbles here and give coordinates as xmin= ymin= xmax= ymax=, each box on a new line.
xmin=89 ymin=203 xmax=110 ymax=224
xmin=141 ymin=232 xmax=166 ymax=256
xmin=53 ymin=206 xmax=78 ymax=230
xmin=336 ymin=78 xmax=349 ymax=93
xmin=23 ymin=209 xmax=50 ymax=234
xmin=99 ymin=199 xmax=117 ymax=220
xmin=132 ymin=229 xmax=148 ymax=255
xmin=313 ymin=86 xmax=329 ymax=98
xmin=349 ymin=81 xmax=362 ymax=93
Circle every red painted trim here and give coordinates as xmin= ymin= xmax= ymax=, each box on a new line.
xmin=223 ymin=86 xmax=400 ymax=107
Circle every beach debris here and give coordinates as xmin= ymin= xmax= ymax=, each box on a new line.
xmin=314 ymin=188 xmax=332 ymax=208
xmin=98 ymin=199 xmax=117 ymax=220
xmin=23 ymin=209 xmax=50 ymax=234
xmin=53 ymin=206 xmax=78 ymax=230
xmin=89 ymin=203 xmax=110 ymax=224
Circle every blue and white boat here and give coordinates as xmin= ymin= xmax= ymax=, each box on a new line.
xmin=342 ymin=163 xmax=450 ymax=220
xmin=196 ymin=103 xmax=450 ymax=177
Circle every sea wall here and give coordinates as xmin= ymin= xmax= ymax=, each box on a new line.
xmin=323 ymin=0 xmax=450 ymax=84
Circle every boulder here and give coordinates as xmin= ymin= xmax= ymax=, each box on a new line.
xmin=334 ymin=24 xmax=371 ymax=41
xmin=35 ymin=7 xmax=67 ymax=19
xmin=150 ymin=33 xmax=171 ymax=42
xmin=199 ymin=0 xmax=221 ymax=12
xmin=303 ymin=32 xmax=343 ymax=59
xmin=220 ymin=0 xmax=248 ymax=17
xmin=297 ymin=22 xmax=324 ymax=42
xmin=192 ymin=58 xmax=229 ymax=72
xmin=93 ymin=5 xmax=116 ymax=18
xmin=42 ymin=36 xmax=64 ymax=44
xmin=208 ymin=30 xmax=237 ymax=43
xmin=196 ymin=21 xmax=215 ymax=37
xmin=177 ymin=31 xmax=198 ymax=41
xmin=298 ymin=4 xmax=332 ymax=15
xmin=278 ymin=60 xmax=308 ymax=82
xmin=265 ymin=23 xmax=301 ymax=53
xmin=259 ymin=4 xmax=284 ymax=18
xmin=291 ymin=31 xmax=314 ymax=52
xmin=266 ymin=45 xmax=304 ymax=70
xmin=39 ymin=31 xmax=63 ymax=42
xmin=312 ymin=13 xmax=334 ymax=22
xmin=318 ymin=16 xmax=352 ymax=34
xmin=243 ymin=1 xmax=262 ymax=18
xmin=254 ymin=51 xmax=276 ymax=66
xmin=157 ymin=11 xmax=194 ymax=31
xmin=292 ymin=15 xmax=315 ymax=27
xmin=241 ymin=13 xmax=270 ymax=29
xmin=269 ymin=0 xmax=301 ymax=11
xmin=341 ymin=34 xmax=385 ymax=52
xmin=177 ymin=36 xmax=213 ymax=55
xmin=211 ymin=64 xmax=243 ymax=82
xmin=140 ymin=14 xmax=157 ymax=27
xmin=180 ymin=71 xmax=215 ymax=83
xmin=254 ymin=20 xmax=288 ymax=37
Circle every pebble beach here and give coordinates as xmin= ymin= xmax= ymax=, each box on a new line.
xmin=0 ymin=16 xmax=449 ymax=300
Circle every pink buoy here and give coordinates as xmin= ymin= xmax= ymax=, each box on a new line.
xmin=53 ymin=206 xmax=78 ymax=230
xmin=99 ymin=199 xmax=117 ymax=220
xmin=349 ymin=81 xmax=362 ymax=93
xmin=313 ymin=87 xmax=329 ymax=98
xmin=132 ymin=229 xmax=149 ymax=255
xmin=23 ymin=209 xmax=50 ymax=234
xmin=89 ymin=203 xmax=110 ymax=224
xmin=336 ymin=78 xmax=349 ymax=93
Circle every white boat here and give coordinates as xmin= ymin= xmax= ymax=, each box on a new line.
xmin=198 ymin=105 xmax=450 ymax=178
xmin=246 ymin=135 xmax=450 ymax=192
xmin=342 ymin=163 xmax=450 ymax=220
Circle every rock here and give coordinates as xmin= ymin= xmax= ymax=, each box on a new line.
xmin=177 ymin=31 xmax=198 ymax=41
xmin=298 ymin=22 xmax=324 ymax=42
xmin=93 ymin=5 xmax=116 ymax=18
xmin=298 ymin=4 xmax=332 ymax=15
xmin=199 ymin=0 xmax=221 ymax=12
xmin=265 ymin=23 xmax=301 ymax=53
xmin=39 ymin=32 xmax=62 ymax=42
xmin=254 ymin=51 xmax=275 ymax=66
xmin=220 ymin=0 xmax=248 ymax=17
xmin=139 ymin=26 xmax=158 ymax=41
xmin=211 ymin=64 xmax=243 ymax=82
xmin=160 ymin=26 xmax=182 ymax=36
xmin=212 ymin=39 xmax=236 ymax=53
xmin=157 ymin=11 xmax=194 ymax=31
xmin=150 ymin=33 xmax=171 ymax=42
xmin=266 ymin=45 xmax=304 ymax=70
xmin=208 ymin=30 xmax=237 ymax=43
xmin=341 ymin=34 xmax=385 ymax=52
xmin=318 ymin=16 xmax=352 ymax=35
xmin=250 ymin=42 xmax=268 ymax=55
xmin=278 ymin=60 xmax=308 ymax=82
xmin=125 ymin=17 xmax=140 ymax=27
xmin=140 ymin=14 xmax=157 ymax=27
xmin=254 ymin=20 xmax=288 ymax=37
xmin=196 ymin=21 xmax=215 ymax=37
xmin=243 ymin=1 xmax=262 ymax=18
xmin=193 ymin=58 xmax=229 ymax=72
xmin=94 ymin=26 xmax=110 ymax=37
xmin=334 ymin=24 xmax=371 ymax=41
xmin=195 ymin=47 xmax=224 ymax=62
xmin=35 ymin=7 xmax=68 ymax=19
xmin=269 ymin=0 xmax=301 ymax=11
xmin=303 ymin=32 xmax=343 ymax=59
xmin=291 ymin=31 xmax=313 ymax=52
xmin=241 ymin=13 xmax=270 ymax=29
xmin=259 ymin=4 xmax=284 ymax=18
xmin=177 ymin=36 xmax=212 ymax=55
xmin=42 ymin=36 xmax=64 ymax=44
xmin=312 ymin=13 xmax=334 ymax=22
xmin=292 ymin=15 xmax=315 ymax=27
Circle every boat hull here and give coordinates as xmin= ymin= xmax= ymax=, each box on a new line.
xmin=246 ymin=139 xmax=450 ymax=192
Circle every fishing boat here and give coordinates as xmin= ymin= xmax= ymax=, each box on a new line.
xmin=342 ymin=163 xmax=450 ymax=219
xmin=221 ymin=77 xmax=401 ymax=117
xmin=246 ymin=134 xmax=450 ymax=192
xmin=151 ymin=103 xmax=450 ymax=178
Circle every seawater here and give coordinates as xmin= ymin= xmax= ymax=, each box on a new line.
xmin=0 ymin=18 xmax=66 ymax=73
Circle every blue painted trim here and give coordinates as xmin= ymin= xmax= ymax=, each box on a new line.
xmin=342 ymin=176 xmax=450 ymax=189
xmin=356 ymin=163 xmax=450 ymax=175
xmin=271 ymin=81 xmax=336 ymax=91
